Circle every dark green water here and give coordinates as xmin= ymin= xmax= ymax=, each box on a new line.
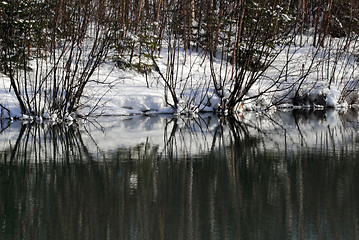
xmin=1 ymin=110 xmax=359 ymax=239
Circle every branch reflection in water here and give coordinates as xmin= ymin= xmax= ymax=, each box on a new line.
xmin=1 ymin=110 xmax=359 ymax=239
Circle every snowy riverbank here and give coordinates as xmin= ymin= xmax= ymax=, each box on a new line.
xmin=1 ymin=34 xmax=359 ymax=121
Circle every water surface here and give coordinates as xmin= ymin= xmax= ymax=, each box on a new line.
xmin=1 ymin=110 xmax=359 ymax=239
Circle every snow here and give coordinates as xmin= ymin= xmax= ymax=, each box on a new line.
xmin=1 ymin=33 xmax=359 ymax=120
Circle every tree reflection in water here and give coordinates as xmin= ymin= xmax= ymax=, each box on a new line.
xmin=1 ymin=110 xmax=359 ymax=239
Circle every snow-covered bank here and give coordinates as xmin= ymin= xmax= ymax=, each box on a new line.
xmin=1 ymin=34 xmax=359 ymax=120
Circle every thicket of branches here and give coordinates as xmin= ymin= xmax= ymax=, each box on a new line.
xmin=0 ymin=0 xmax=116 ymax=118
xmin=1 ymin=0 xmax=359 ymax=117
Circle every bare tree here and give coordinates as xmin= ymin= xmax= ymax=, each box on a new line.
xmin=0 ymin=0 xmax=116 ymax=118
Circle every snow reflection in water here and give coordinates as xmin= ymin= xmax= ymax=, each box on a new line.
xmin=0 ymin=109 xmax=359 ymax=240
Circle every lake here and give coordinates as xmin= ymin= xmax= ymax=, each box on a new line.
xmin=1 ymin=109 xmax=359 ymax=239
